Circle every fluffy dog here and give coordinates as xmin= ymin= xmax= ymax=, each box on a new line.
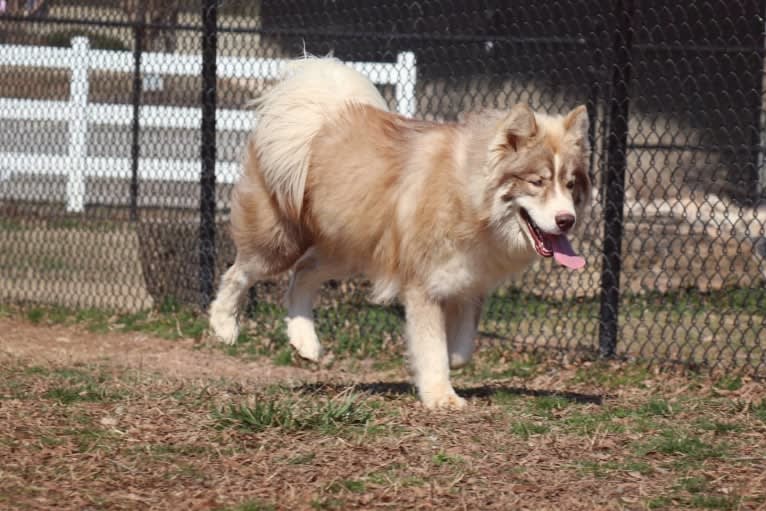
xmin=209 ymin=57 xmax=592 ymax=409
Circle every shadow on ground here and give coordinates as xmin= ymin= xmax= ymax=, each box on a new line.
xmin=296 ymin=381 xmax=605 ymax=405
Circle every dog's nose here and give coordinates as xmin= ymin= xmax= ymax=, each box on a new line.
xmin=555 ymin=212 xmax=576 ymax=232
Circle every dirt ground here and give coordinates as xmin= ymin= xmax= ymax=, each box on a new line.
xmin=1 ymin=316 xmax=766 ymax=511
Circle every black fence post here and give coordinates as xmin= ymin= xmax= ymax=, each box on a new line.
xmin=750 ymin=2 xmax=766 ymax=200
xmin=129 ymin=2 xmax=145 ymax=222
xmin=597 ymin=0 xmax=634 ymax=358
xmin=199 ymin=0 xmax=218 ymax=309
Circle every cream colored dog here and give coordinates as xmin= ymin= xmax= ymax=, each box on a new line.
xmin=209 ymin=57 xmax=591 ymax=409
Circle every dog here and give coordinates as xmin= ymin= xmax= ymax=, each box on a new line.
xmin=209 ymin=56 xmax=592 ymax=409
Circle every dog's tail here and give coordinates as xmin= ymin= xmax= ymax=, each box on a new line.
xmin=249 ymin=56 xmax=389 ymax=220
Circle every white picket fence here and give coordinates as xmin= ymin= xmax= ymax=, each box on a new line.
xmin=0 ymin=37 xmax=417 ymax=212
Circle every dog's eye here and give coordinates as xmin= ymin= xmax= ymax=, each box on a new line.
xmin=528 ymin=179 xmax=544 ymax=187
xmin=566 ymin=180 xmax=575 ymax=190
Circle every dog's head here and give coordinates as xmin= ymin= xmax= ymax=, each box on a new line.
xmin=485 ymin=103 xmax=592 ymax=269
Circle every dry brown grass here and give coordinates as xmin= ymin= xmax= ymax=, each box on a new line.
xmin=1 ymin=316 xmax=765 ymax=510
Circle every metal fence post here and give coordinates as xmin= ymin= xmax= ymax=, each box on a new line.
xmin=129 ymin=3 xmax=145 ymax=222
xmin=67 ymin=36 xmax=89 ymax=214
xmin=199 ymin=0 xmax=218 ymax=309
xmin=597 ymin=0 xmax=634 ymax=358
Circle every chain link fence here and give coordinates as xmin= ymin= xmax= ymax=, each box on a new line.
xmin=1 ymin=0 xmax=764 ymax=374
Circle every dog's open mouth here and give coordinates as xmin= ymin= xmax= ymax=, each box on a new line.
xmin=520 ymin=208 xmax=586 ymax=270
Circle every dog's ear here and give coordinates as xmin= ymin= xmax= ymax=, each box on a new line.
xmin=495 ymin=103 xmax=537 ymax=152
xmin=563 ymin=104 xmax=589 ymax=149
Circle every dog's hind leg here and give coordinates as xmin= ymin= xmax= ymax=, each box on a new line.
xmin=209 ymin=150 xmax=305 ymax=345
xmin=208 ymin=257 xmax=266 ymax=345
xmin=445 ymin=297 xmax=483 ymax=370
xmin=285 ymin=248 xmax=344 ymax=362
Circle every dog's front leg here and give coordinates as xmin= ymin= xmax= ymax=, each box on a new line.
xmin=404 ymin=287 xmax=467 ymax=410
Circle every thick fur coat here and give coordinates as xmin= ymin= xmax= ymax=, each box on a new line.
xmin=209 ymin=57 xmax=592 ymax=409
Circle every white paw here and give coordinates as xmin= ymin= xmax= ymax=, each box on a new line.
xmin=209 ymin=309 xmax=239 ymax=345
xmin=419 ymin=386 xmax=467 ymax=410
xmin=449 ymin=352 xmax=473 ymax=370
xmin=287 ymin=316 xmax=322 ymax=362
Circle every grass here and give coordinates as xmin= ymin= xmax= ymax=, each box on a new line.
xmin=39 ymin=366 xmax=124 ymax=404
xmin=43 ymin=384 xmax=114 ymax=404
xmin=634 ymin=429 xmax=729 ymax=466
xmin=3 ymin=275 xmax=765 ymax=378
xmin=432 ymin=451 xmax=465 ymax=467
xmin=753 ymin=400 xmax=766 ymax=422
xmin=642 ymin=476 xmax=744 ymax=510
xmin=328 ymin=479 xmax=366 ymax=494
xmin=13 ymin=302 xmax=207 ymax=341
xmin=213 ymin=392 xmax=374 ymax=434
xmin=0 ymin=350 xmax=764 ymax=509
xmin=689 ymin=494 xmax=741 ymax=510
xmin=694 ymin=419 xmax=742 ymax=434
xmin=510 ymin=420 xmax=550 ymax=439
xmin=714 ymin=375 xmax=743 ymax=391
xmin=573 ymin=362 xmax=652 ymax=388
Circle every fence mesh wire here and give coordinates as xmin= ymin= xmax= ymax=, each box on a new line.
xmin=0 ymin=0 xmax=764 ymax=374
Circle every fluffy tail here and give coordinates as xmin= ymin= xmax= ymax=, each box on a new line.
xmin=249 ymin=56 xmax=389 ymax=220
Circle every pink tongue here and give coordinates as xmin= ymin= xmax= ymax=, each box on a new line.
xmin=550 ymin=235 xmax=585 ymax=270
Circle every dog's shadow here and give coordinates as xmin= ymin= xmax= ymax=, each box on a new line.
xmin=296 ymin=381 xmax=604 ymax=405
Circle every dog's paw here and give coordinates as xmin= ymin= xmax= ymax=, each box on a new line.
xmin=420 ymin=388 xmax=467 ymax=410
xmin=209 ymin=312 xmax=239 ymax=345
xmin=287 ymin=317 xmax=323 ymax=362
xmin=449 ymin=352 xmax=473 ymax=370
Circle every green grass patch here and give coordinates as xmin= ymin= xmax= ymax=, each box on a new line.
xmin=638 ymin=398 xmax=675 ymax=417
xmin=463 ymin=350 xmax=542 ymax=381
xmin=510 ymin=420 xmax=550 ymax=439
xmin=490 ymin=390 xmax=523 ymax=407
xmin=694 ymin=419 xmax=742 ymax=434
xmin=271 ymin=346 xmax=294 ymax=366
xmin=561 ymin=408 xmax=630 ymax=435
xmin=529 ymin=395 xmax=576 ymax=418
xmin=43 ymin=384 xmax=116 ymax=404
xmin=10 ymin=303 xmax=207 ymax=340
xmin=573 ymin=362 xmax=652 ymax=389
xmin=562 ymin=398 xmax=677 ymax=436
xmin=63 ymin=427 xmax=117 ymax=453
xmin=23 ymin=366 xmax=49 ymax=376
xmin=646 ymin=496 xmax=674 ymax=509
xmin=752 ymin=400 xmax=766 ymax=422
xmin=634 ymin=429 xmax=728 ymax=465
xmin=714 ymin=376 xmax=743 ymax=391
xmin=677 ymin=476 xmax=708 ymax=493
xmin=689 ymin=494 xmax=740 ymax=510
xmin=328 ymin=479 xmax=366 ymax=494
xmin=432 ymin=452 xmax=465 ymax=467
xmin=645 ymin=476 xmax=743 ymax=510
xmin=41 ymin=366 xmax=123 ymax=404
xmin=214 ymin=392 xmax=373 ymax=434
